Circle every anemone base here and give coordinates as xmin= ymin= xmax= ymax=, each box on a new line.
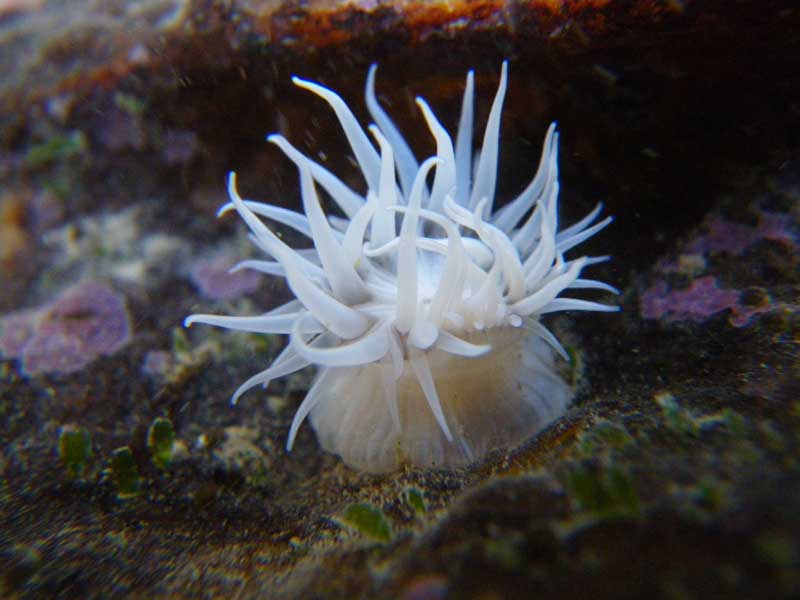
xmin=308 ymin=327 xmax=570 ymax=472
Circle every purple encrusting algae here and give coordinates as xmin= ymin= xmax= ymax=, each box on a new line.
xmin=0 ymin=280 xmax=131 ymax=375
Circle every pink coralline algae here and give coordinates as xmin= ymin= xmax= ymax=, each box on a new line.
xmin=685 ymin=211 xmax=798 ymax=256
xmin=640 ymin=276 xmax=771 ymax=327
xmin=643 ymin=204 xmax=796 ymax=326
xmin=684 ymin=219 xmax=757 ymax=255
xmin=189 ymin=253 xmax=260 ymax=301
xmin=0 ymin=281 xmax=132 ymax=375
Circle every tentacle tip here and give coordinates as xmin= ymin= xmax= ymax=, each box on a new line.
xmin=292 ymin=76 xmax=319 ymax=93
xmin=183 ymin=316 xmax=194 ymax=328
xmin=216 ymin=204 xmax=233 ymax=218
xmin=474 ymin=344 xmax=493 ymax=357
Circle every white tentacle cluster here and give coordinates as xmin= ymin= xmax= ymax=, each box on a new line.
xmin=186 ymin=62 xmax=619 ymax=472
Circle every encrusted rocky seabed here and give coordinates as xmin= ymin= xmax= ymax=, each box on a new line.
xmin=1 ymin=1 xmax=799 ymax=598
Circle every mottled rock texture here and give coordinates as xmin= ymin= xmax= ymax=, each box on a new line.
xmin=1 ymin=1 xmax=799 ymax=598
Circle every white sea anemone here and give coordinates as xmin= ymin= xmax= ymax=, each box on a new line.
xmin=185 ymin=62 xmax=619 ymax=473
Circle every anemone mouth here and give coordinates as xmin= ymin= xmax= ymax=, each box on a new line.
xmin=184 ymin=61 xmax=619 ymax=471
xmin=309 ymin=326 xmax=569 ymax=473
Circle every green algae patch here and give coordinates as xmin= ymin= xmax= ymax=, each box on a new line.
xmin=24 ymin=131 xmax=88 ymax=168
xmin=147 ymin=417 xmax=175 ymax=470
xmin=698 ymin=408 xmax=746 ymax=436
xmin=655 ymin=393 xmax=747 ymax=439
xmin=171 ymin=327 xmax=192 ymax=358
xmin=484 ymin=534 xmax=525 ymax=571
xmin=405 ymin=488 xmax=426 ymax=515
xmin=755 ymin=532 xmax=798 ymax=569
xmin=110 ymin=447 xmax=141 ymax=498
xmin=564 ymin=463 xmax=641 ymax=518
xmin=754 ymin=532 xmax=800 ymax=592
xmin=339 ymin=503 xmax=392 ymax=543
xmin=114 ymin=92 xmax=146 ymax=115
xmin=576 ymin=419 xmax=636 ymax=458
xmin=654 ymin=392 xmax=700 ymax=436
xmin=58 ymin=425 xmax=92 ymax=479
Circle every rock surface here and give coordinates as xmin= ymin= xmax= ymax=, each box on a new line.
xmin=1 ymin=1 xmax=799 ymax=598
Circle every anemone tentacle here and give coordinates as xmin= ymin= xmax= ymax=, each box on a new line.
xmin=185 ymin=62 xmax=619 ymax=472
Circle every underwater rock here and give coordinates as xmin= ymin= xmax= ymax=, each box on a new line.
xmin=0 ymin=1 xmax=799 ymax=599
xmin=640 ymin=276 xmax=770 ymax=327
xmin=189 ymin=252 xmax=261 ymax=301
xmin=0 ymin=280 xmax=131 ymax=375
